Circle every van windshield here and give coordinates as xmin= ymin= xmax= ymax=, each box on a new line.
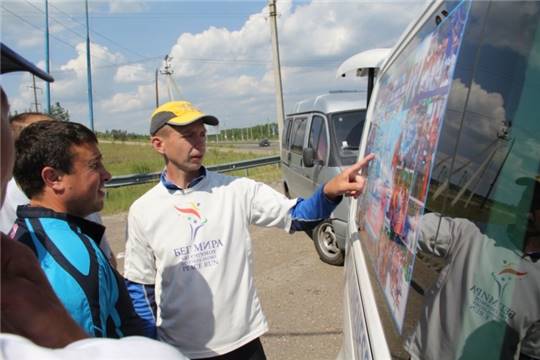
xmin=329 ymin=110 xmax=366 ymax=164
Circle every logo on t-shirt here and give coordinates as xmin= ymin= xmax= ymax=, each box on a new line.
xmin=175 ymin=202 xmax=207 ymax=242
xmin=492 ymin=261 xmax=527 ymax=298
xmin=468 ymin=260 xmax=526 ymax=322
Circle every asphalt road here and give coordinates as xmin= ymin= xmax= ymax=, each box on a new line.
xmin=102 ymin=185 xmax=344 ymax=360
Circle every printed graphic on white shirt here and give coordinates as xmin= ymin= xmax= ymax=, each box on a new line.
xmin=469 ymin=260 xmax=527 ymax=323
xmin=173 ymin=202 xmax=223 ymax=272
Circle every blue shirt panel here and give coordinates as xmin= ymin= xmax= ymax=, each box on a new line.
xmin=14 ymin=206 xmax=145 ymax=338
xmin=23 ymin=218 xmax=97 ymax=336
xmin=39 ymin=218 xmax=91 ymax=275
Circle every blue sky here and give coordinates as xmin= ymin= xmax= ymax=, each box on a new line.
xmin=1 ymin=0 xmax=425 ymax=134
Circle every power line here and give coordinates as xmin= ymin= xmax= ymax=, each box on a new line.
xmin=4 ymin=3 xmax=156 ymax=74
xmin=48 ymin=2 xmax=148 ymax=60
xmin=47 ymin=55 xmax=341 ymax=74
xmin=23 ymin=0 xmax=86 ymax=40
xmin=1 ymin=6 xmax=78 ymax=50
xmin=17 ymin=0 xmax=149 ymax=62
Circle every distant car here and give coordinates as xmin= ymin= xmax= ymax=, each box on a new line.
xmin=259 ymin=139 xmax=270 ymax=147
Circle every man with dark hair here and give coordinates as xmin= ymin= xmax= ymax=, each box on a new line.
xmin=0 ymin=42 xmax=186 ymax=358
xmin=10 ymin=120 xmax=144 ymax=338
xmin=0 ymin=112 xmax=117 ymax=267
xmin=0 ymin=112 xmax=54 ymax=234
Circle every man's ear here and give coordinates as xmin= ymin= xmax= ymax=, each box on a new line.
xmin=151 ymin=135 xmax=166 ymax=155
xmin=41 ymin=166 xmax=64 ymax=191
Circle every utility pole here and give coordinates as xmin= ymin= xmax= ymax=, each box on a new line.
xmin=44 ymin=0 xmax=51 ymax=113
xmin=268 ymin=0 xmax=285 ymax=149
xmin=155 ymin=68 xmax=159 ymax=108
xmin=29 ymin=75 xmax=41 ymax=112
xmin=161 ymin=55 xmax=181 ymax=101
xmin=85 ymin=0 xmax=95 ymax=131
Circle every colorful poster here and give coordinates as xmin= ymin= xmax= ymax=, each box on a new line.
xmin=357 ymin=1 xmax=471 ymax=331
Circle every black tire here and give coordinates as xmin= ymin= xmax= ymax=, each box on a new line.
xmin=312 ymin=220 xmax=344 ymax=266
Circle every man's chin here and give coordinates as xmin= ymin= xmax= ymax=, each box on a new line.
xmin=86 ymin=201 xmax=104 ymax=217
xmin=188 ymin=162 xmax=203 ymax=171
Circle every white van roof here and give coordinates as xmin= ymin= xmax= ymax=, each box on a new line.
xmin=336 ymin=48 xmax=391 ymax=78
xmin=288 ymin=91 xmax=365 ymax=116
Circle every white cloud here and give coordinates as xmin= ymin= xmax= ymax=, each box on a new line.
xmin=115 ymin=64 xmax=152 ymax=83
xmin=61 ymin=42 xmax=123 ymax=78
xmin=3 ymin=0 xmax=425 ymax=133
xmin=448 ymin=79 xmax=506 ymax=127
xmin=100 ymin=84 xmax=154 ymax=113
xmin=162 ymin=0 xmax=423 ymax=131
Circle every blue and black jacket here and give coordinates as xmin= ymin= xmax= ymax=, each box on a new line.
xmin=12 ymin=205 xmax=146 ymax=338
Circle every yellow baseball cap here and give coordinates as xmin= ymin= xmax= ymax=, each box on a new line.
xmin=150 ymin=101 xmax=219 ymax=135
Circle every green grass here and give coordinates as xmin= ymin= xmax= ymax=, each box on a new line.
xmin=103 ymin=183 xmax=156 ymax=215
xmin=99 ymin=143 xmax=277 ymax=176
xmin=99 ymin=142 xmax=161 ymax=176
xmin=100 ymin=142 xmax=281 ymax=215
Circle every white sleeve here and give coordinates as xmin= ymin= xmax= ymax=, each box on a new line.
xmin=0 ymin=334 xmax=188 ymax=360
xmin=248 ymin=181 xmax=297 ymax=230
xmin=123 ymin=207 xmax=156 ymax=284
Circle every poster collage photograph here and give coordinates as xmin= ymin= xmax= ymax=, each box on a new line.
xmin=356 ymin=1 xmax=471 ymax=331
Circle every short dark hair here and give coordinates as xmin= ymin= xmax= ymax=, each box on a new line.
xmin=14 ymin=120 xmax=98 ymax=198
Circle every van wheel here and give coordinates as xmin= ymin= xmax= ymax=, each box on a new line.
xmin=312 ymin=221 xmax=344 ymax=266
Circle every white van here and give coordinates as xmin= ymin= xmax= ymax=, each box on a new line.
xmin=281 ymin=49 xmax=389 ymax=266
xmin=281 ymin=91 xmax=366 ymax=265
xmin=341 ymin=1 xmax=540 ymax=359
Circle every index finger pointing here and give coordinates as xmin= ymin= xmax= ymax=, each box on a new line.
xmin=348 ymin=153 xmax=375 ymax=174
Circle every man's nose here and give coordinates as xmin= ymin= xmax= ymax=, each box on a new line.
xmin=102 ymin=168 xmax=112 ymax=183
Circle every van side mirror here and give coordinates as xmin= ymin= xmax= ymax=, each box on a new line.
xmin=303 ymin=148 xmax=315 ymax=168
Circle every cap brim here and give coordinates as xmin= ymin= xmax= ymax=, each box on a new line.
xmin=168 ymin=114 xmax=219 ymax=127
xmin=1 ymin=43 xmax=54 ymax=82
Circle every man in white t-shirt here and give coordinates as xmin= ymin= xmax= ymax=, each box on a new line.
xmin=0 ymin=42 xmax=187 ymax=359
xmin=124 ymin=100 xmax=374 ymax=359
xmin=405 ymin=178 xmax=540 ymax=359
xmin=0 ymin=112 xmax=116 ymax=267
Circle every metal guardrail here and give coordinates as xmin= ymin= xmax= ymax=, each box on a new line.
xmin=105 ymin=155 xmax=281 ymax=188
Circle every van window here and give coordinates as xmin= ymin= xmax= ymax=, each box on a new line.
xmin=330 ymin=110 xmax=366 ymax=165
xmin=283 ymin=117 xmax=292 ymax=149
xmin=353 ymin=1 xmax=540 ymax=358
xmin=308 ymin=115 xmax=328 ymax=163
xmin=290 ymin=117 xmax=307 ymax=154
